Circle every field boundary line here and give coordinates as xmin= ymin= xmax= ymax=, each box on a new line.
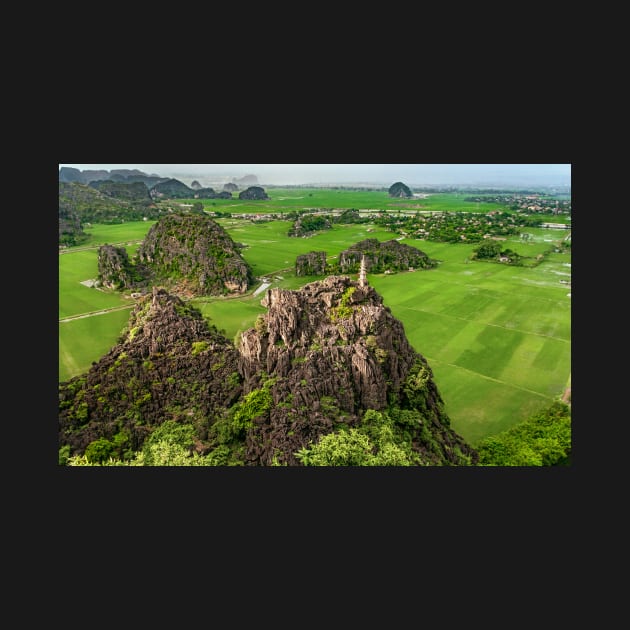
xmin=59 ymin=304 xmax=134 ymax=323
xmin=426 ymin=358 xmax=557 ymax=399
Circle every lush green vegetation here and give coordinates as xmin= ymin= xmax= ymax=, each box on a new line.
xmin=475 ymin=401 xmax=571 ymax=465
xmin=63 ymin=398 xmax=567 ymax=467
xmin=62 ymin=419 xmax=212 ymax=466
xmin=59 ymin=190 xmax=570 ymax=448
xmin=296 ymin=409 xmax=418 ymax=466
xmin=175 ymin=189 xmax=506 ymax=215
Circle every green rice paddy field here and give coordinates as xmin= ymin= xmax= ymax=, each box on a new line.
xmin=173 ymin=188 xmax=509 ymax=215
xmin=59 ymin=192 xmax=571 ymax=446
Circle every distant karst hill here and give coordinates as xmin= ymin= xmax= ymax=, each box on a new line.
xmin=234 ymin=174 xmax=258 ymax=185
xmin=148 ymin=178 xmax=232 ymax=200
xmin=195 ymin=188 xmax=232 ymax=199
xmin=59 ymin=278 xmax=478 ymax=466
xmin=149 ymin=178 xmax=194 ymax=199
xmin=90 ymin=180 xmax=153 ymax=206
xmin=295 ymin=239 xmax=437 ymax=276
xmin=238 ymin=186 xmax=269 ymax=200
xmin=388 ymin=181 xmax=413 ymax=198
xmin=337 ymin=238 xmax=437 ymax=273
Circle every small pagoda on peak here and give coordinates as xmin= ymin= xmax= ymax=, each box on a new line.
xmin=358 ymin=255 xmax=368 ymax=287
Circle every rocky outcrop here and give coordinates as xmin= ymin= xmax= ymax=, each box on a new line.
xmin=337 ymin=238 xmax=437 ymax=273
xmin=334 ymin=209 xmax=367 ymax=224
xmin=97 ymin=245 xmax=137 ymax=290
xmin=224 ymin=182 xmax=238 ymax=192
xmin=136 ymin=213 xmax=253 ymax=296
xmin=295 ymin=251 xmax=327 ymax=276
xmin=238 ymin=186 xmax=269 ymax=200
xmin=288 ymin=214 xmax=332 ymax=237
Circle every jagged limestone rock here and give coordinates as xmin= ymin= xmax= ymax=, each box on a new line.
xmin=97 ymin=244 xmax=137 ymax=290
xmin=60 ymin=279 xmax=478 ymax=466
xmin=295 ymin=251 xmax=327 ymax=276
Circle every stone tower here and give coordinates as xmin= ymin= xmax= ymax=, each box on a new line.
xmin=358 ymin=255 xmax=368 ymax=287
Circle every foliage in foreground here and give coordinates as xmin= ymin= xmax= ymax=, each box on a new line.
xmin=295 ymin=409 xmax=421 ymax=466
xmin=62 ymin=399 xmax=570 ymax=467
xmin=475 ymin=401 xmax=571 ymax=466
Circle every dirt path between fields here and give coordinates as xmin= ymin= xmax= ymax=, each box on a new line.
xmin=59 ymin=304 xmax=134 ymax=323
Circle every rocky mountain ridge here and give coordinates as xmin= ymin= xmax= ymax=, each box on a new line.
xmin=59 ymin=278 xmax=478 ymax=466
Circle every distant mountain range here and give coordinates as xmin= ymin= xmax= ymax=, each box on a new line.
xmin=59 ymin=168 xmax=259 ymax=188
xmin=59 ymin=167 xmax=168 ymax=187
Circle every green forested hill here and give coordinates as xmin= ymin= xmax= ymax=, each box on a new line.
xmin=90 ymin=180 xmax=153 ymax=205
xmin=59 ymin=182 xmax=164 ymax=224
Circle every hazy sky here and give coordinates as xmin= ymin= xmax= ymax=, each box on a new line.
xmin=58 ymin=163 xmax=571 ymax=187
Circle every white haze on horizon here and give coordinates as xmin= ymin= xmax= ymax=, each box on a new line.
xmin=58 ymin=163 xmax=571 ymax=187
